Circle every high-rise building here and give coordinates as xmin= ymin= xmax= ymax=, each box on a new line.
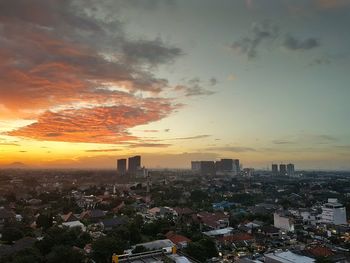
xmin=191 ymin=161 xmax=201 ymax=171
xmin=286 ymin=163 xmax=295 ymax=177
xmin=279 ymin=164 xmax=287 ymax=176
xmin=191 ymin=161 xmax=215 ymax=176
xmin=128 ymin=155 xmax=141 ymax=174
xmin=215 ymin=160 xmax=222 ymax=171
xmin=214 ymin=159 xmax=240 ymax=175
xmin=117 ymin=159 xmax=126 ymax=176
xmin=233 ymin=159 xmax=240 ymax=175
xmin=272 ymin=164 xmax=278 ymax=176
xmin=200 ymin=161 xmax=216 ymax=176
xmin=321 ymin=198 xmax=347 ymax=225
xmin=220 ymin=159 xmax=233 ymax=171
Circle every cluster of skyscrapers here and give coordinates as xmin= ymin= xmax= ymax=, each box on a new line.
xmin=117 ymin=155 xmax=141 ymax=176
xmin=191 ymin=158 xmax=240 ymax=176
xmin=272 ymin=163 xmax=295 ymax=176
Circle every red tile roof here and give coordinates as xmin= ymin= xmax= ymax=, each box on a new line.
xmin=196 ymin=212 xmax=229 ymax=228
xmin=307 ymin=246 xmax=334 ymax=257
xmin=173 ymin=207 xmax=194 ymax=216
xmin=61 ymin=212 xmax=77 ymax=222
xmin=165 ymin=231 xmax=191 ymax=245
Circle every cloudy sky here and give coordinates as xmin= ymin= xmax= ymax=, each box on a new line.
xmin=0 ymin=0 xmax=349 ymax=170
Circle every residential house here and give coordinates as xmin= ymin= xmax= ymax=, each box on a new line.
xmin=80 ymin=209 xmax=106 ymax=222
xmin=62 ymin=220 xmax=86 ymax=231
xmin=100 ymin=217 xmax=126 ymax=231
xmin=195 ymin=211 xmax=230 ymax=230
xmin=61 ymin=212 xmax=78 ymax=222
xmin=165 ymin=231 xmax=191 ymax=249
xmin=260 ymin=226 xmax=280 ymax=238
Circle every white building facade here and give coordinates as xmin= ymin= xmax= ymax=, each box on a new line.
xmin=274 ymin=212 xmax=295 ymax=232
xmin=320 ymin=198 xmax=347 ymax=225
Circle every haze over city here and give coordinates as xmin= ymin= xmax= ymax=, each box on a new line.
xmin=0 ymin=0 xmax=349 ymax=170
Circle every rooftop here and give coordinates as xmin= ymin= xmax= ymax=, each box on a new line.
xmin=134 ymin=239 xmax=175 ymax=251
xmin=203 ymin=227 xmax=234 ymax=237
xmin=265 ymin=251 xmax=314 ymax=263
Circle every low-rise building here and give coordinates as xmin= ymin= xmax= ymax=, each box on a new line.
xmin=62 ymin=220 xmax=86 ymax=231
xmin=265 ymin=251 xmax=314 ymax=263
xmin=203 ymin=227 xmax=234 ymax=238
xmin=274 ymin=212 xmax=295 ymax=232
xmin=196 ymin=211 xmax=230 ymax=229
xmin=165 ymin=231 xmax=191 ymax=248
xmin=100 ymin=217 xmax=126 ymax=231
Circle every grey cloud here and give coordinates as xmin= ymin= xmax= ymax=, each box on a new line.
xmin=93 ymin=0 xmax=176 ymax=10
xmin=85 ymin=148 xmax=122 ymax=152
xmin=209 ymin=77 xmax=218 ymax=86
xmin=121 ymin=38 xmax=182 ymax=66
xmin=0 ymin=0 xmax=184 ymax=146
xmin=272 ymin=140 xmax=295 ymax=145
xmin=309 ymin=58 xmax=331 ymax=66
xmin=0 ymin=0 xmax=184 ymax=102
xmin=206 ymin=146 xmax=256 ymax=152
xmin=316 ymin=135 xmax=338 ymax=141
xmin=283 ymin=36 xmax=320 ymax=51
xmin=175 ymin=78 xmax=216 ymax=97
xmin=231 ymin=21 xmax=279 ymax=58
xmin=232 ymin=21 xmax=322 ymax=59
xmin=170 ymin=135 xmax=211 ymax=140
xmin=273 ymin=134 xmax=338 ymax=146
xmin=334 ymin=145 xmax=350 ymax=151
xmin=309 ymin=134 xmax=338 ymax=144
xmin=179 ymin=86 xmax=215 ymax=97
xmin=299 ymin=134 xmax=338 ymax=144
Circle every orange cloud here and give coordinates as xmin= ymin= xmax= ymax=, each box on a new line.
xmin=0 ymin=0 xmax=183 ymax=145
xmin=8 ymin=103 xmax=176 ymax=144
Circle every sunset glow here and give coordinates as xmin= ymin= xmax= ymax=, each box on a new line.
xmin=0 ymin=0 xmax=349 ymax=170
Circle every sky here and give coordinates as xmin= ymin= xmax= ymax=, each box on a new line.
xmin=0 ymin=0 xmax=349 ymax=170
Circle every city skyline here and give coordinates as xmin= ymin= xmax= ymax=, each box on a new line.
xmin=1 ymin=0 xmax=350 ymax=170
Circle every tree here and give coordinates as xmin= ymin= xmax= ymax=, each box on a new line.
xmin=128 ymin=222 xmax=142 ymax=244
xmin=1 ymin=227 xmax=24 ymax=244
xmin=119 ymin=205 xmax=136 ymax=217
xmin=11 ymin=248 xmax=43 ymax=263
xmin=185 ymin=238 xmax=218 ymax=262
xmin=198 ymin=238 xmax=218 ymax=258
xmin=4 ymin=192 xmax=16 ymax=202
xmin=190 ymin=190 xmax=208 ymax=203
xmin=46 ymin=245 xmax=84 ymax=263
xmin=141 ymin=217 xmax=175 ymax=239
xmin=92 ymin=236 xmax=125 ymax=263
xmin=36 ymin=213 xmax=53 ymax=230
xmin=315 ymin=256 xmax=332 ymax=263
xmin=36 ymin=226 xmax=90 ymax=255
xmin=185 ymin=242 xmax=206 ymax=262
xmin=75 ymin=231 xmax=92 ymax=248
